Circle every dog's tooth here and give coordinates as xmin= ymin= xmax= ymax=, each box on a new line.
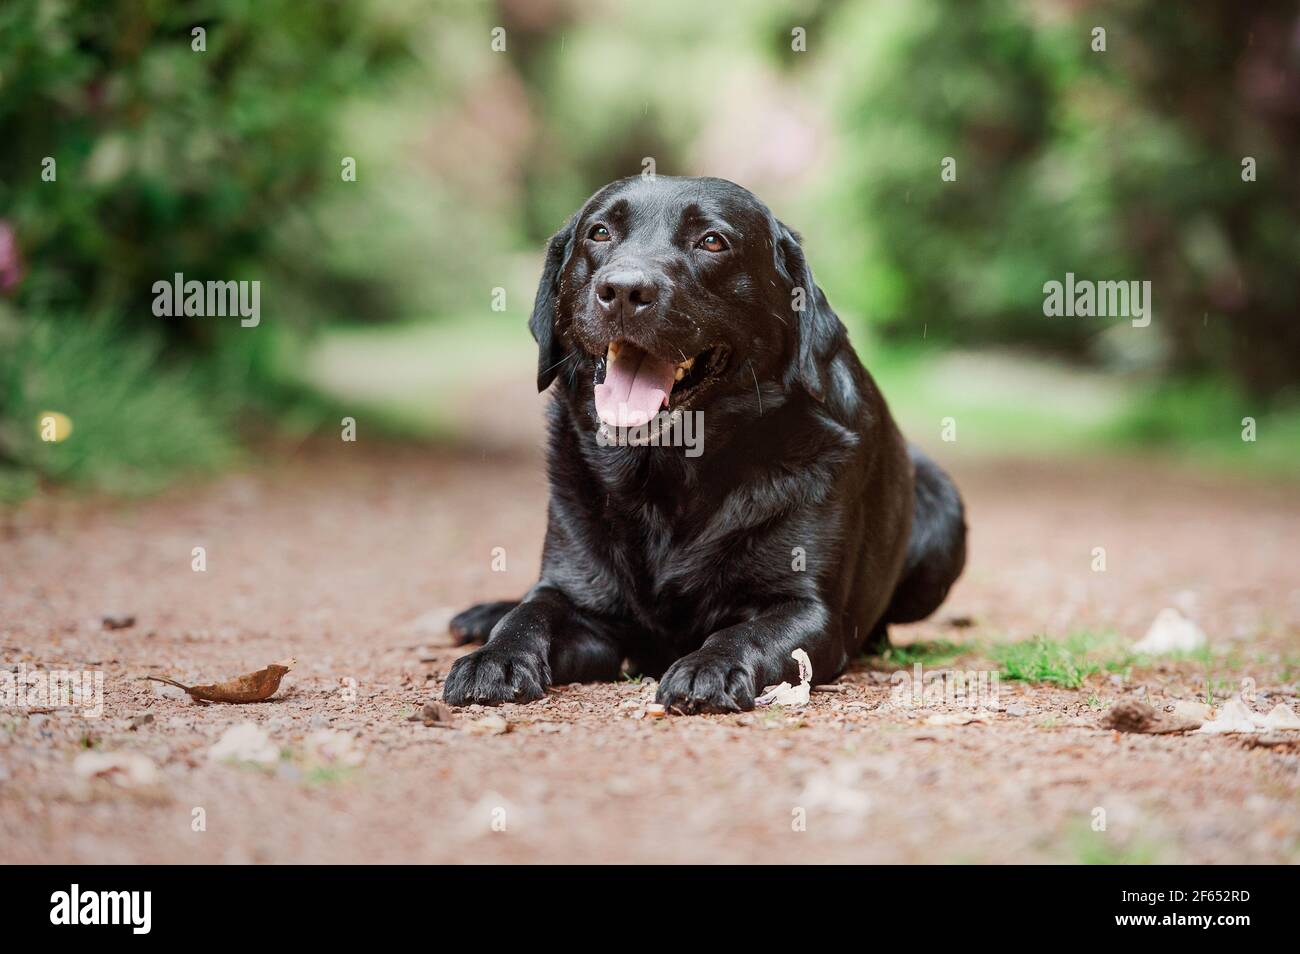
xmin=678 ymin=357 xmax=695 ymax=371
xmin=674 ymin=367 xmax=685 ymax=382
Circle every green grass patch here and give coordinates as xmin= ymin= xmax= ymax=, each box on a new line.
xmin=0 ymin=313 xmax=236 ymax=500
xmin=995 ymin=636 xmax=1101 ymax=688
xmin=990 ymin=629 xmax=1266 ymax=696
xmin=875 ymin=639 xmax=969 ymax=667
xmin=0 ymin=308 xmax=376 ymax=503
xmin=992 ymin=632 xmax=1135 ymax=688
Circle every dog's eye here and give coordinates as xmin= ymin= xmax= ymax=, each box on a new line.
xmin=697 ymin=232 xmax=728 ymax=253
xmin=589 ymin=224 xmax=611 ymax=242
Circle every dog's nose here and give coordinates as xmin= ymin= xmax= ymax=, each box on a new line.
xmin=595 ymin=270 xmax=659 ymax=316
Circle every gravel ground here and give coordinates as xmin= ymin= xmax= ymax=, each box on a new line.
xmin=2 ymin=442 xmax=1298 ymax=864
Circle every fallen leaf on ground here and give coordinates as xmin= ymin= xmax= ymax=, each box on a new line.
xmin=1195 ymin=699 xmax=1260 ymax=734
xmin=74 ymin=751 xmax=161 ymax=789
xmin=463 ymin=714 xmax=509 ymax=736
xmin=1133 ymin=608 xmax=1206 ymax=654
xmin=755 ymin=648 xmax=813 ymax=707
xmin=145 ymin=657 xmax=295 ymax=703
xmin=1257 ymin=703 xmax=1300 ymax=731
xmin=408 ymin=701 xmax=457 ymax=728
xmin=209 ymin=722 xmax=279 ymax=764
xmin=1104 ymin=699 xmax=1200 ymax=734
xmin=101 ymin=613 xmax=136 ymax=630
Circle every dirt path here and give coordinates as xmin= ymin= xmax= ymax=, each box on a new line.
xmin=2 ymin=442 xmax=1298 ymax=863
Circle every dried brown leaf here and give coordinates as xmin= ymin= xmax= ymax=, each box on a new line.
xmin=145 ymin=657 xmax=295 ymax=704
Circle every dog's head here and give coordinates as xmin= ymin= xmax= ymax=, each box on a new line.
xmin=528 ymin=176 xmax=844 ymax=429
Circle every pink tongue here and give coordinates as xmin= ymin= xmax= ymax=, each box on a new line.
xmin=594 ymin=344 xmax=676 ymax=428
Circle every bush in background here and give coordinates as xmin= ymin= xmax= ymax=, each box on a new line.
xmin=816 ymin=0 xmax=1300 ymax=399
xmin=0 ymin=0 xmax=419 ymax=330
xmin=0 ymin=0 xmax=442 ymax=495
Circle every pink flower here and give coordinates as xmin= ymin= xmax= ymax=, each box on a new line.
xmin=0 ymin=221 xmax=25 ymax=295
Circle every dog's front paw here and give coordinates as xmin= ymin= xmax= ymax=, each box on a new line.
xmin=443 ymin=646 xmax=549 ymax=706
xmin=656 ymin=651 xmax=755 ymax=714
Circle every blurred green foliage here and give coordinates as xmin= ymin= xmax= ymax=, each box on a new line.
xmin=815 ymin=0 xmax=1300 ymax=398
xmin=1 ymin=0 xmax=1296 ymax=498
xmin=0 ymin=0 xmax=416 ymax=327
xmin=0 ymin=0 xmax=448 ymax=494
xmin=0 ymin=306 xmax=234 ymax=500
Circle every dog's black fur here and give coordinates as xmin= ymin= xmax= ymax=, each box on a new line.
xmin=444 ymin=176 xmax=966 ymax=713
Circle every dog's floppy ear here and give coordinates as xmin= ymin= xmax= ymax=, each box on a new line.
xmin=529 ymin=216 xmax=576 ymax=392
xmin=775 ymin=222 xmax=844 ymax=402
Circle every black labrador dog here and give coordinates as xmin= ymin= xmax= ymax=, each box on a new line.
xmin=444 ymin=176 xmax=966 ymax=713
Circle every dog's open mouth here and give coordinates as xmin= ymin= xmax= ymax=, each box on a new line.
xmin=594 ymin=340 xmax=728 ymax=428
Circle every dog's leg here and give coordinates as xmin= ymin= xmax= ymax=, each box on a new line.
xmin=656 ymin=600 xmax=837 ymax=714
xmin=882 ymin=446 xmax=966 ymax=626
xmin=549 ymin=626 xmax=623 ymax=684
xmin=443 ymin=587 xmax=618 ymax=705
xmin=448 ymin=600 xmax=519 ymax=645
